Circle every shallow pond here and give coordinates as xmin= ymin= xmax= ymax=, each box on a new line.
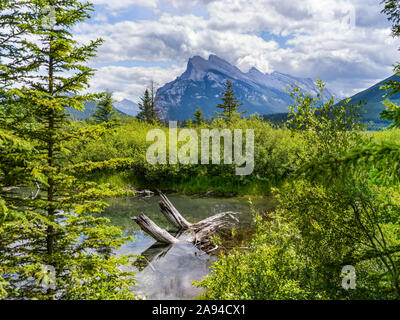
xmin=102 ymin=194 xmax=276 ymax=300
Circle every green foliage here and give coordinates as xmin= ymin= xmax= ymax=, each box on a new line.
xmin=0 ymin=0 xmax=137 ymax=300
xmin=193 ymin=106 xmax=206 ymax=125
xmin=195 ymin=208 xmax=311 ymax=300
xmin=380 ymin=97 xmax=400 ymax=128
xmin=2 ymin=0 xmax=398 ymax=302
xmin=215 ymin=80 xmax=247 ymax=122
xmin=287 ymin=78 xmax=365 ymax=159
xmin=383 ymin=0 xmax=400 ymax=38
xmin=198 ymin=79 xmax=400 ymax=300
xmin=70 ymin=117 xmax=305 ymax=196
xmin=283 ymin=78 xmax=400 ymax=299
xmin=92 ymin=92 xmax=119 ymax=124
xmin=137 ymin=89 xmax=154 ymax=123
xmin=276 ymin=180 xmax=400 ymax=299
xmin=380 ymin=1 xmax=400 ymax=123
xmin=137 ymin=83 xmax=160 ymax=124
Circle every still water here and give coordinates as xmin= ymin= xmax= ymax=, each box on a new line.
xmin=102 ymin=194 xmax=275 ymax=300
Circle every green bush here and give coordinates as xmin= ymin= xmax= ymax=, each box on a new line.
xmin=197 ymin=82 xmax=400 ymax=300
xmin=195 ymin=210 xmax=311 ymax=300
xmin=69 ymin=117 xmax=305 ymax=195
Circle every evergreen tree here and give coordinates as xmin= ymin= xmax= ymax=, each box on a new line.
xmin=0 ymin=0 xmax=33 ymax=91
xmin=185 ymin=119 xmax=193 ymax=128
xmin=137 ymin=86 xmax=160 ymax=123
xmin=137 ymin=88 xmax=153 ymax=123
xmin=193 ymin=106 xmax=205 ymax=125
xmin=215 ymin=80 xmax=247 ymax=122
xmin=0 ymin=0 xmax=41 ymax=297
xmin=0 ymin=0 xmax=136 ymax=299
xmin=92 ymin=92 xmax=119 ymax=123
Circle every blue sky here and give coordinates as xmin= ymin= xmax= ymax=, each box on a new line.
xmin=73 ymin=0 xmax=399 ymax=103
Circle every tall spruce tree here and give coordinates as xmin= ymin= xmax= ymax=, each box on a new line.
xmin=215 ymin=80 xmax=247 ymax=122
xmin=0 ymin=0 xmax=137 ymax=299
xmin=0 ymin=0 xmax=40 ymax=298
xmin=0 ymin=0 xmax=33 ymax=91
xmin=193 ymin=106 xmax=205 ymax=125
xmin=137 ymin=88 xmax=157 ymax=123
xmin=92 ymin=92 xmax=119 ymax=123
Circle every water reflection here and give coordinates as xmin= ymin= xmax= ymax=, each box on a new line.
xmin=102 ymin=194 xmax=275 ymax=300
xmin=134 ymin=229 xmax=185 ymax=272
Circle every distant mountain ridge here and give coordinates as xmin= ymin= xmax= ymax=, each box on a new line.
xmin=114 ymin=99 xmax=140 ymax=117
xmin=156 ymin=54 xmax=336 ymax=121
xmin=66 ymin=99 xmax=138 ymax=120
xmin=262 ymin=74 xmax=400 ymax=129
xmin=347 ymin=74 xmax=400 ymax=120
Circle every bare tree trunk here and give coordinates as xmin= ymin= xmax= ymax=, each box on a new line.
xmin=132 ymin=214 xmax=179 ymax=244
xmin=158 ymin=191 xmax=191 ymax=229
xmin=132 ymin=192 xmax=239 ymax=252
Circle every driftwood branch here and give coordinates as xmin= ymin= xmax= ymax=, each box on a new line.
xmin=158 ymin=191 xmax=192 ymax=229
xmin=1 ymin=186 xmax=19 ymax=192
xmin=132 ymin=214 xmax=179 ymax=244
xmin=132 ymin=192 xmax=240 ymax=252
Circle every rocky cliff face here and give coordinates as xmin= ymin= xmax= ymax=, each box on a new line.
xmin=156 ymin=55 xmax=336 ymax=121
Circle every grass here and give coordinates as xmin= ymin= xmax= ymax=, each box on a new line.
xmin=87 ymin=170 xmax=275 ymax=196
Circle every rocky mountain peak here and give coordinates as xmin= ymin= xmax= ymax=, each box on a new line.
xmin=157 ymin=54 xmax=336 ymax=120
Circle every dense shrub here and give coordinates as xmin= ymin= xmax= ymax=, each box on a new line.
xmin=69 ymin=117 xmax=305 ymax=195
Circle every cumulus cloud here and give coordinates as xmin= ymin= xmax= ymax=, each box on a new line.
xmin=89 ymin=65 xmax=185 ymax=102
xmin=90 ymin=0 xmax=158 ymax=10
xmin=76 ymin=0 xmax=399 ymax=101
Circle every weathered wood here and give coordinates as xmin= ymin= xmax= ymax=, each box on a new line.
xmin=132 ymin=192 xmax=241 ymax=253
xmin=189 ymin=212 xmax=239 ymax=247
xmin=158 ymin=191 xmax=192 ymax=229
xmin=191 ymin=212 xmax=238 ymax=231
xmin=135 ymin=189 xmax=154 ymax=197
xmin=132 ymin=214 xmax=179 ymax=244
xmin=124 ymin=186 xmax=155 ymax=197
xmin=1 ymin=186 xmax=19 ymax=192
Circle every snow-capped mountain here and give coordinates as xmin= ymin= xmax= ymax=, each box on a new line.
xmin=114 ymin=99 xmax=140 ymax=117
xmin=156 ymin=55 xmax=336 ymax=121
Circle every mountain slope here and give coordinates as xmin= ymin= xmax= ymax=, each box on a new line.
xmin=66 ymin=99 xmax=135 ymax=120
xmin=156 ymin=55 xmax=336 ymax=121
xmin=263 ymin=75 xmax=400 ymax=129
xmin=114 ymin=99 xmax=140 ymax=117
xmin=347 ymin=74 xmax=400 ymax=120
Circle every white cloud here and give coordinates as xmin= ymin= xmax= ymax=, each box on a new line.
xmin=90 ymin=0 xmax=158 ymax=10
xmin=90 ymin=65 xmax=185 ymax=102
xmin=75 ymin=0 xmax=399 ymax=100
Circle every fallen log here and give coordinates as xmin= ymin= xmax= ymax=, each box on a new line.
xmin=158 ymin=191 xmax=191 ymax=229
xmin=132 ymin=214 xmax=179 ymax=244
xmin=132 ymin=192 xmax=240 ymax=251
